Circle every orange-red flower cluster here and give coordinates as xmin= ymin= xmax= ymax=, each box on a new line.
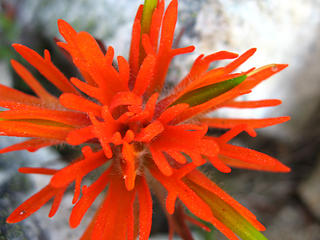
xmin=1 ymin=0 xmax=290 ymax=239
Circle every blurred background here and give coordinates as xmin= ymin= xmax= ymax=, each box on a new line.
xmin=0 ymin=0 xmax=320 ymax=239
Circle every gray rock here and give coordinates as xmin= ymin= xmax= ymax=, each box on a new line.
xmin=298 ymin=155 xmax=320 ymax=220
xmin=0 ymin=173 xmax=49 ymax=240
xmin=0 ymin=63 xmax=12 ymax=87
xmin=17 ymin=0 xmax=139 ymax=57
xmin=266 ymin=204 xmax=320 ymax=240
xmin=0 ymin=137 xmax=60 ymax=240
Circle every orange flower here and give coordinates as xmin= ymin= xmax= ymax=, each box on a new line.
xmin=2 ymin=0 xmax=290 ymax=239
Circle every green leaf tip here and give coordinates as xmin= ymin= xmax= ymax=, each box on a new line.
xmin=141 ymin=0 xmax=158 ymax=34
xmin=171 ymin=75 xmax=247 ymax=107
xmin=187 ymin=180 xmax=268 ymax=240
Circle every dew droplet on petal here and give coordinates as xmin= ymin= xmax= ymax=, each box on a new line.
xmin=19 ymin=210 xmax=26 ymax=216
xmin=271 ymin=65 xmax=278 ymax=72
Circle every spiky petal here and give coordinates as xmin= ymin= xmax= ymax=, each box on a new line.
xmin=2 ymin=0 xmax=290 ymax=240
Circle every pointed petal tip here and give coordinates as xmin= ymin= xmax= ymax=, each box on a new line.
xmin=57 ymin=19 xmax=76 ymax=37
xmin=277 ymin=64 xmax=289 ymax=71
xmin=258 ymin=224 xmax=267 ymax=232
xmin=162 ymin=168 xmax=173 ymax=176
xmin=250 ymin=47 xmax=257 ymax=53
xmin=214 ymin=51 xmax=239 ymax=59
xmin=283 ymin=116 xmax=291 ymax=122
xmin=278 ymin=165 xmax=291 ymax=173
xmin=221 ymin=167 xmax=232 ymax=174
xmin=189 ymin=45 xmax=196 ymax=52
xmin=270 ymin=159 xmax=290 ymax=173
xmin=226 ymin=52 xmax=239 ymax=59
xmin=125 ymin=178 xmax=136 ymax=191
xmin=69 ymin=215 xmax=81 ymax=229
xmin=48 ymin=211 xmax=55 ymax=218
xmin=10 ymin=59 xmax=17 ymax=66
xmin=6 ymin=216 xmax=15 ymax=224
xmin=11 ymin=43 xmax=24 ymax=51
xmin=0 ymin=146 xmax=16 ymax=154
xmin=103 ymin=148 xmax=113 ymax=159
xmin=271 ymin=116 xmax=290 ymax=126
xmin=57 ymin=18 xmax=68 ymax=27
xmin=244 ymin=48 xmax=257 ymax=58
